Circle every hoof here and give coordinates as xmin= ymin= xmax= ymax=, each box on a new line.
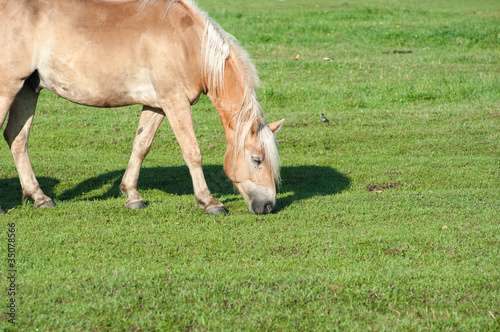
xmin=205 ymin=205 xmax=227 ymax=215
xmin=35 ymin=200 xmax=56 ymax=209
xmin=125 ymin=200 xmax=146 ymax=210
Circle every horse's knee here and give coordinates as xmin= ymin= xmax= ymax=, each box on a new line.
xmin=3 ymin=125 xmax=28 ymax=151
xmin=3 ymin=111 xmax=32 ymax=148
xmin=182 ymin=147 xmax=202 ymax=165
xmin=2 ymin=127 xmax=18 ymax=149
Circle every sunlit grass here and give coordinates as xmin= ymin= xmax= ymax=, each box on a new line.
xmin=1 ymin=0 xmax=499 ymax=330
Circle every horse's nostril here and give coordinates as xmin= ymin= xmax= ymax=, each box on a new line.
xmin=251 ymin=200 xmax=275 ymax=215
xmin=264 ymin=202 xmax=273 ymax=214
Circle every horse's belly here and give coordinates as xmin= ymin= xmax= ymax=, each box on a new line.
xmin=38 ymin=65 xmax=158 ymax=108
xmin=41 ymin=81 xmax=158 ymax=108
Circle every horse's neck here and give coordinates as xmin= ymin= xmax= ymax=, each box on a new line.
xmin=207 ymin=56 xmax=245 ymax=138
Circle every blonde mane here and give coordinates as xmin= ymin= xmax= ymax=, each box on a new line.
xmin=138 ymin=0 xmax=280 ymax=181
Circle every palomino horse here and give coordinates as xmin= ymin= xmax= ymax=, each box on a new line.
xmin=0 ymin=0 xmax=284 ymax=215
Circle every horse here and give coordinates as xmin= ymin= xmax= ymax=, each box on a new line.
xmin=0 ymin=0 xmax=284 ymax=215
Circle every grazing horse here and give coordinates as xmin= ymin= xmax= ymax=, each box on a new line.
xmin=0 ymin=0 xmax=284 ymax=215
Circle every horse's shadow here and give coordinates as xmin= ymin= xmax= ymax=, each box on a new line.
xmin=0 ymin=166 xmax=351 ymax=211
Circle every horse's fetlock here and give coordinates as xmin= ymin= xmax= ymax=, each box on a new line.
xmin=195 ymin=196 xmax=206 ymax=208
xmin=22 ymin=190 xmax=31 ymax=202
xmin=119 ymin=183 xmax=128 ymax=195
xmin=196 ymin=190 xmax=222 ymax=210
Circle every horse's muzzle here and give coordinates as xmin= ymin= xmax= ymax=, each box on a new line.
xmin=251 ymin=200 xmax=276 ymax=215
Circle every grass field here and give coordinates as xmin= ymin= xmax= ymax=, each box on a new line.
xmin=1 ymin=0 xmax=499 ymax=330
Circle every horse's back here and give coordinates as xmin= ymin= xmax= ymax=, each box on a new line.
xmin=0 ymin=0 xmax=204 ymax=108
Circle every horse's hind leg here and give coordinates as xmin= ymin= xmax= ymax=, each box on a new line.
xmin=0 ymin=81 xmax=25 ymax=214
xmin=120 ymin=106 xmax=165 ymax=209
xmin=0 ymin=94 xmax=14 ymax=214
xmin=3 ymin=81 xmax=55 ymax=208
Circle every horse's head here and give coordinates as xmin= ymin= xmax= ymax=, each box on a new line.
xmin=224 ymin=117 xmax=284 ymax=214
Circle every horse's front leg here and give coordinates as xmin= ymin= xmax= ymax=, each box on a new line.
xmin=120 ymin=106 xmax=165 ymax=209
xmin=162 ymin=99 xmax=226 ymax=215
xmin=3 ymin=82 xmax=55 ymax=208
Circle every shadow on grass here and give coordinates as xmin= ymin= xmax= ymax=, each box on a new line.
xmin=277 ymin=166 xmax=351 ymax=211
xmin=0 ymin=166 xmax=350 ymax=211
xmin=0 ymin=176 xmax=60 ymax=211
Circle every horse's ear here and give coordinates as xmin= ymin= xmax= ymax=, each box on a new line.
xmin=250 ymin=116 xmax=263 ymax=136
xmin=268 ymin=119 xmax=285 ymax=135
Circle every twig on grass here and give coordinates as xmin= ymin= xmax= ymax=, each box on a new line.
xmin=390 ymin=308 xmax=401 ymax=316
xmin=470 ymin=298 xmax=480 ymax=312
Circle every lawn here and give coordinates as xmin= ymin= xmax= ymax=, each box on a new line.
xmin=1 ymin=0 xmax=499 ymax=330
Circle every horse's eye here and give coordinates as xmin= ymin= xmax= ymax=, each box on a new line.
xmin=251 ymin=155 xmax=263 ymax=166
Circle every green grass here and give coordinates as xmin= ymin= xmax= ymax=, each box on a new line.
xmin=1 ymin=0 xmax=499 ymax=330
